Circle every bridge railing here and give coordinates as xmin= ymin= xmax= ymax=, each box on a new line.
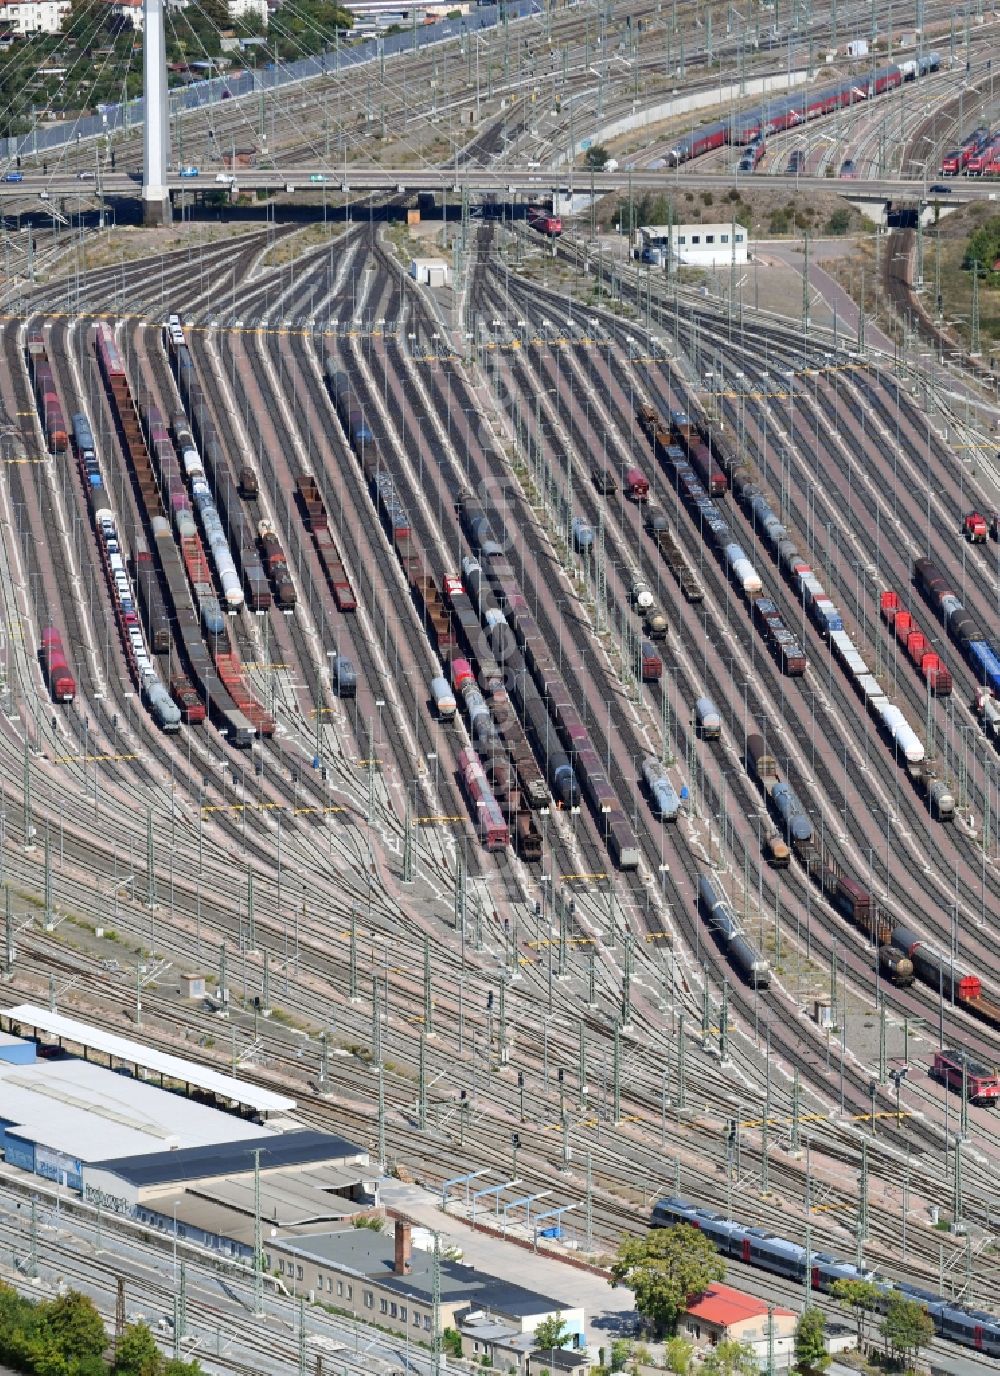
xmin=0 ymin=0 xmax=539 ymax=163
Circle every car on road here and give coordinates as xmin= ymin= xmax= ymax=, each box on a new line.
xmin=76 ymin=170 xmax=94 ymax=180
xmin=2 ymin=171 xmax=22 ymax=182
xmin=309 ymin=173 xmax=326 ymax=183
xmin=215 ymin=172 xmax=235 ymax=185
xmin=929 ymin=183 xmax=953 ymax=194
xmin=179 ymin=165 xmax=199 ymax=178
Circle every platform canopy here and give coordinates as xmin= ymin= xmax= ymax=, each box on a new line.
xmin=3 ymin=1004 xmax=296 ymax=1116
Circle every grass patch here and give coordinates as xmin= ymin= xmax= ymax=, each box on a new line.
xmin=258 ymin=221 xmax=347 ymax=268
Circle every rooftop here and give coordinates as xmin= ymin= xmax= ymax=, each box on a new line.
xmin=89 ymin=1128 xmax=360 ymax=1188
xmin=0 ymin=1058 xmax=276 ymax=1163
xmin=282 ymin=1229 xmax=565 ymax=1317
xmin=3 ymin=1004 xmax=295 ymax=1116
xmin=686 ymin=1283 xmax=795 ymax=1328
xmin=143 ymin=1159 xmax=372 ymax=1238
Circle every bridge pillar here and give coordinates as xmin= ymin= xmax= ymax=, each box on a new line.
xmin=142 ymin=0 xmax=172 ymax=226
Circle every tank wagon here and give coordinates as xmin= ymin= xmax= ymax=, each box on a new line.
xmin=697 ymin=872 xmax=770 ymax=987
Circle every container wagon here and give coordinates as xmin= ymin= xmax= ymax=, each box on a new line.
xmin=134 ymin=551 xmax=171 ymax=655
xmin=39 ymin=627 xmax=76 ymax=702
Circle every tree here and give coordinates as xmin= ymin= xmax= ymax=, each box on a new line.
xmin=43 ymin=1291 xmax=108 ymax=1363
xmin=585 ymin=145 xmax=610 ymax=172
xmin=794 ymin=1306 xmax=830 ymax=1375
xmin=113 ymin=1323 xmax=163 ymax=1376
xmin=610 ymin=1225 xmax=725 ymax=1336
xmin=963 ymin=218 xmax=1000 ymax=275
xmin=533 ymin=1313 xmax=569 ymax=1371
xmin=664 ymin=1336 xmax=694 ymax=1374
xmin=880 ymin=1293 xmax=935 ymax=1369
xmin=829 ymin=1277 xmax=883 ymax=1350
xmin=609 ymin=1337 xmax=631 ymax=1371
xmin=701 ymin=1339 xmax=759 ymax=1376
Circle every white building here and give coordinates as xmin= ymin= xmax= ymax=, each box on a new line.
xmin=0 ymin=0 xmax=70 ymax=35
xmin=227 ymin=0 xmax=267 ymax=25
xmin=635 ymin=221 xmax=749 ymax=269
xmin=410 ymin=257 xmax=449 ymax=287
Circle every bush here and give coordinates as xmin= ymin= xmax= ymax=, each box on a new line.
xmin=825 ymin=208 xmax=851 ymax=235
xmin=585 ymin=145 xmax=610 ymax=171
xmin=702 ymin=191 xmax=714 ymax=206
xmin=684 ymin=191 xmax=694 ymax=202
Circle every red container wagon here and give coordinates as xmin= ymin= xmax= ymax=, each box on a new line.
xmin=458 ymin=747 xmax=509 ymax=850
xmin=40 ymin=627 xmax=76 ymax=702
xmin=625 ymin=467 xmax=650 ymax=502
xmin=688 ymin=440 xmax=727 ymax=496
xmin=640 ymin=639 xmax=663 ymax=681
xmin=170 ymin=676 xmax=207 ymax=723
xmin=931 ymin=1048 xmax=1000 ymax=1104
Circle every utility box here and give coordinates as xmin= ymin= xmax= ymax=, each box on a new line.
xmin=180 ymin=974 xmax=206 ymax=1000
xmin=846 ymin=38 xmax=869 ymax=57
xmin=406 ymin=208 xmax=420 ymax=226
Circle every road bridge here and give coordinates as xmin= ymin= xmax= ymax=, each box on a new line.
xmin=10 ymin=168 xmax=995 ymax=215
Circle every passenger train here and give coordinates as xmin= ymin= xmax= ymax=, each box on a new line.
xmin=665 ymin=53 xmax=941 ymax=166
xmin=653 ymin=1198 xmax=1000 ymax=1356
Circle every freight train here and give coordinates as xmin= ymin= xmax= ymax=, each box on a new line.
xmin=913 ymin=557 xmax=1000 ymax=700
xmin=26 ymin=331 xmax=67 ymax=453
xmin=459 ymin=496 xmax=641 ymax=869
xmin=67 ymin=382 xmax=179 ymax=732
xmin=296 ymin=475 xmax=357 ymax=612
xmin=742 ymin=715 xmax=1000 ymax=1013
xmin=171 ymin=413 xmax=246 ymax=611
xmin=652 ymin=1197 xmax=1000 ymax=1357
xmin=326 ymin=363 xmax=546 ymax=861
xmin=39 ymin=628 xmax=76 ymax=703
xmin=694 ymin=408 xmax=926 ymax=773
xmin=879 ymin=591 xmax=952 ymax=695
xmin=97 ymin=323 xmax=266 ymax=744
xmin=638 ymin=402 xmax=807 ymax=675
xmin=665 ymin=53 xmax=941 ymax=165
xmin=166 ymin=322 xmax=273 ymax=614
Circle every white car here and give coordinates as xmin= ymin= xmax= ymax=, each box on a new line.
xmin=215 ymin=172 xmax=235 ymax=185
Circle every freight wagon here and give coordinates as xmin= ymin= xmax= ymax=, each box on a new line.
xmin=39 ymin=627 xmax=76 ymax=702
xmin=458 ymin=747 xmax=509 ymax=850
xmin=697 ymin=872 xmax=770 ymax=986
xmin=26 ymin=330 xmax=68 ymax=453
xmin=134 ymin=551 xmax=171 ymax=655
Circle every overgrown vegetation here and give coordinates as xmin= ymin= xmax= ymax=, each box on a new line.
xmin=963 ymin=215 xmax=1000 ymax=279
xmin=0 ymin=1286 xmax=202 ymax=1376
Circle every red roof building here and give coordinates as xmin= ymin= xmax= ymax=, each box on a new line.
xmin=681 ymin=1284 xmax=797 ymax=1363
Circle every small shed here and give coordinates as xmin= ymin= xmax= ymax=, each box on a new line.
xmin=410 ymin=258 xmax=449 ymax=287
xmin=180 ymin=974 xmax=206 ymax=1000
